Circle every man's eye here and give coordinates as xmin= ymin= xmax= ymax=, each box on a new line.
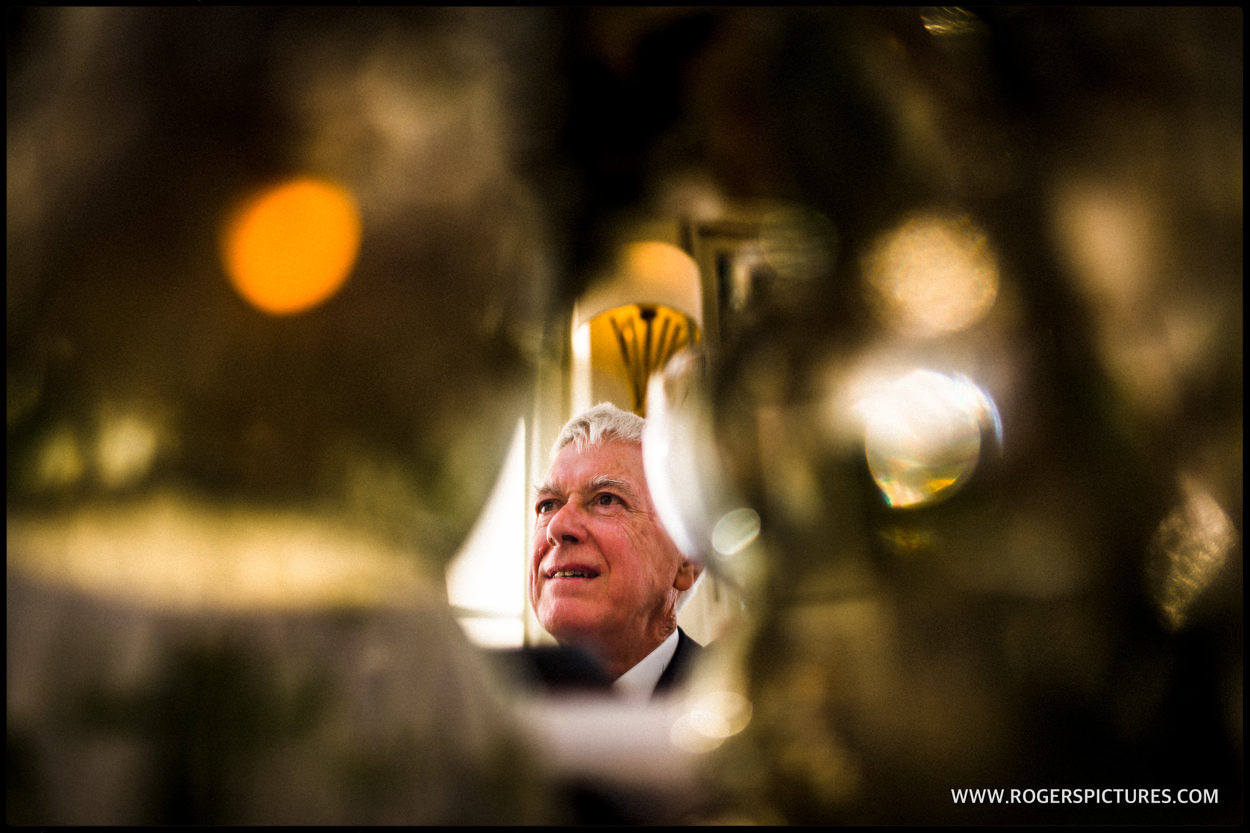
xmin=593 ymin=493 xmax=621 ymax=507
xmin=535 ymin=499 xmax=558 ymax=515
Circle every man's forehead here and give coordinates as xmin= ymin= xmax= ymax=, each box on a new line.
xmin=536 ymin=441 xmax=646 ymax=496
xmin=535 ymin=473 xmax=637 ymax=497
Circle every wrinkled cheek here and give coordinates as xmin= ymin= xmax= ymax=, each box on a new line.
xmin=626 ymin=529 xmax=683 ymax=584
xmin=526 ymin=545 xmax=545 ymax=605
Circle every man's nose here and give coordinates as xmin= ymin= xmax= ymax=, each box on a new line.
xmin=545 ymin=501 xmax=584 ymax=545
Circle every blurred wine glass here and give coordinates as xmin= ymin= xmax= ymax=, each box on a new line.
xmin=8 ymin=7 xmax=564 ymax=824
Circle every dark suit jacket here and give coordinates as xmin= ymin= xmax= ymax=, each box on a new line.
xmin=494 ymin=629 xmax=707 ymax=824
xmin=494 ymin=627 xmax=704 ymax=698
xmin=654 ymin=627 xmax=703 ymax=695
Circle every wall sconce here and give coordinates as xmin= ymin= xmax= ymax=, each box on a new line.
xmin=572 ymin=240 xmax=704 ymax=417
xmin=602 ymin=302 xmax=698 ymax=415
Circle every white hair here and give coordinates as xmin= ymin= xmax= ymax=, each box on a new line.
xmin=550 ymin=401 xmax=645 ymax=458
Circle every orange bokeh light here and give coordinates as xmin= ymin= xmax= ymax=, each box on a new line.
xmin=221 ymin=177 xmax=362 ymax=315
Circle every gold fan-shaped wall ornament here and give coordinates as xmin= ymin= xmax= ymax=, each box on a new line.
xmin=600 ymin=303 xmax=700 ymax=416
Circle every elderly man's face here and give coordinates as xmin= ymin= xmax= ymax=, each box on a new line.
xmin=529 ymin=439 xmax=694 ymax=672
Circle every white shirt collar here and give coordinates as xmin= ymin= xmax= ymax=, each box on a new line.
xmin=612 ymin=629 xmax=680 ymax=700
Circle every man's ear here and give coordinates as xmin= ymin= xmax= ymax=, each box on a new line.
xmin=673 ymin=558 xmax=702 ymax=592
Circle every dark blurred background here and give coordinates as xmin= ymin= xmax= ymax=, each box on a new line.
xmin=7 ymin=6 xmax=1241 ymax=825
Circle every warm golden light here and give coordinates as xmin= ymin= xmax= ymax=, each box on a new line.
xmin=1048 ymin=177 xmax=1209 ymax=425
xmin=862 ymin=211 xmax=1000 ymax=339
xmin=712 ymin=508 xmax=762 ymax=558
xmin=670 ymin=689 xmax=753 ymax=754
xmin=95 ymin=408 xmax=163 ymax=490
xmin=921 ymin=6 xmax=988 ymax=37
xmin=1147 ymin=475 xmax=1237 ymax=631
xmin=586 ymin=303 xmax=699 ymax=417
xmin=7 ymin=492 xmax=432 ymax=613
xmin=222 ymin=177 xmax=362 ymax=315
xmin=572 ymin=239 xmax=705 ymax=416
xmin=574 ymin=240 xmax=704 ymax=329
xmin=854 ymin=369 xmax=1000 ymax=508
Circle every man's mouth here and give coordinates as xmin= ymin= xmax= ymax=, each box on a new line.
xmin=546 ymin=567 xmax=599 ymax=579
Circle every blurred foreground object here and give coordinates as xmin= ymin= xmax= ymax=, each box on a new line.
xmin=6 ymin=568 xmax=546 ymax=824
xmin=6 ymin=5 xmax=1243 ymax=826
xmin=8 ymin=7 xmax=561 ymax=824
xmin=618 ymin=6 xmax=1240 ymax=824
